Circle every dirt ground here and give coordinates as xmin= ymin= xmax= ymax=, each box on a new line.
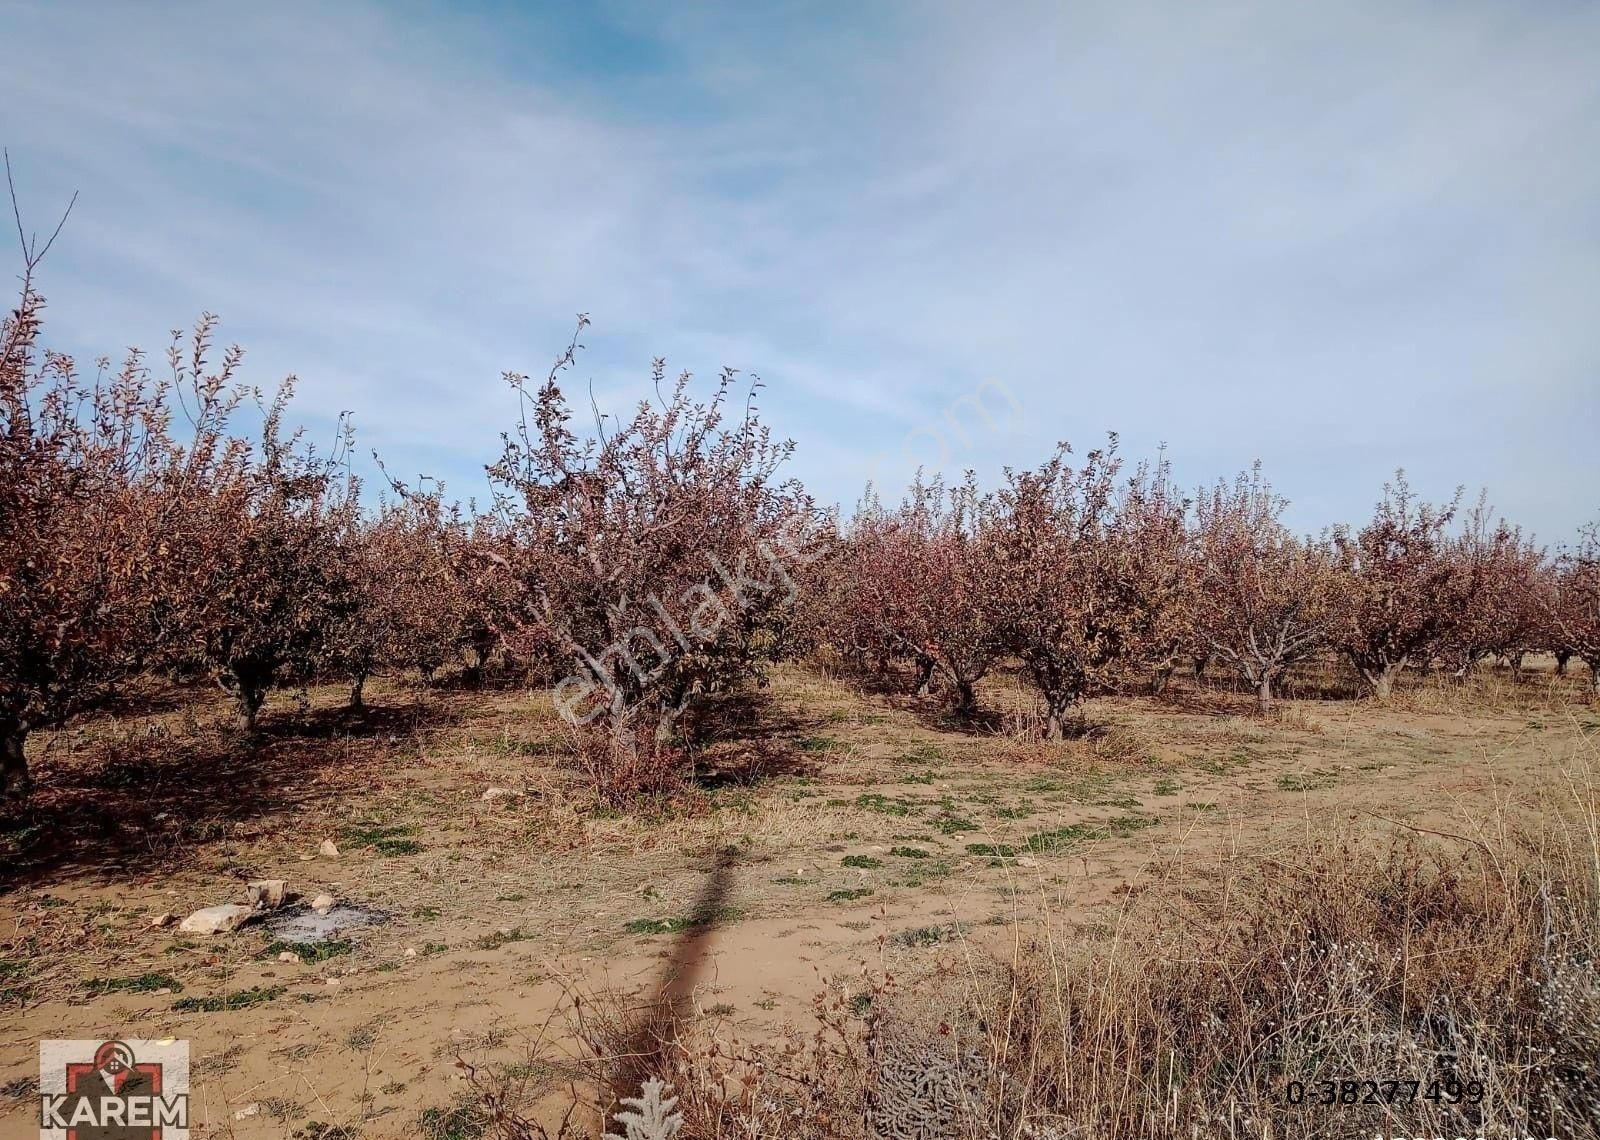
xmin=2 ymin=663 xmax=1596 ymax=1137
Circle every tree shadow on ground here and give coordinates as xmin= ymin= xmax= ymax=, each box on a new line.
xmin=685 ymin=685 xmax=833 ymax=789
xmin=606 ymin=846 xmax=741 ymax=1095
xmin=0 ymin=694 xmax=468 ymax=896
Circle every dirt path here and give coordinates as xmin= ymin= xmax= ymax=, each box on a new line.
xmin=2 ymin=670 xmax=1594 ymax=1136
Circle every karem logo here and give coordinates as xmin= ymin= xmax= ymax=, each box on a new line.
xmin=38 ymin=1038 xmax=190 ymax=1139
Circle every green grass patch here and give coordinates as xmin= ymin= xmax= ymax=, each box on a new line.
xmin=173 ymin=984 xmax=285 ymax=1013
xmin=965 ymin=842 xmax=1017 ymax=858
xmin=993 ymin=802 xmax=1034 ymax=819
xmin=80 ymin=972 xmax=184 ymax=997
xmin=889 ymin=846 xmax=929 ymax=859
xmin=343 ymin=822 xmax=424 ymax=855
xmin=623 ymin=906 xmax=744 ymax=937
xmin=841 ymin=854 xmax=882 ymax=869
xmin=1105 ymin=814 xmax=1159 ymax=835
xmin=893 ymin=924 xmax=955 ymax=947
xmin=261 ymin=940 xmax=353 ymax=964
xmin=474 ymin=927 xmax=533 ymax=951
xmin=796 ymin=736 xmax=839 ymax=754
xmin=1276 ymin=772 xmax=1335 ymax=792
xmin=1024 ymin=823 xmax=1109 ymax=853
xmin=826 ymin=888 xmax=874 ymax=903
xmin=854 ymin=793 xmax=912 ymax=816
xmin=933 ymin=815 xmax=979 ymax=834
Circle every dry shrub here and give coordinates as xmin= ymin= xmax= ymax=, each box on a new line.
xmin=1388 ymin=664 xmax=1595 ymax=716
xmin=1267 ymin=703 xmax=1327 ymax=734
xmin=558 ymin=715 xmax=691 ymax=810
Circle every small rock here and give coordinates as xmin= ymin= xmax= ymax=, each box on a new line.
xmin=178 ymin=904 xmax=253 ymax=935
xmin=403 ymin=947 xmax=418 ymax=959
xmin=277 ymin=951 xmax=299 ymax=964
xmin=298 ymin=853 xmax=314 ymax=862
xmin=1017 ymin=856 xmax=1040 ymax=868
xmin=246 ymin=879 xmax=288 ymax=911
xmin=319 ymin=839 xmax=340 ymax=858
xmin=497 ymin=926 xmax=512 ymax=937
xmin=481 ymin=786 xmax=518 ymax=802
xmin=234 ymin=1103 xmax=260 ymax=1121
xmin=149 ymin=912 xmax=177 ymax=929
xmin=310 ymin=893 xmax=336 ymax=914
xmin=326 ymin=978 xmax=341 ymax=988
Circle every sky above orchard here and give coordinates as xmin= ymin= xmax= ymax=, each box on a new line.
xmin=5 ymin=1 xmax=1597 ymax=540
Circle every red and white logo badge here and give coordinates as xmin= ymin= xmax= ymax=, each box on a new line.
xmin=38 ymin=1038 xmax=189 ymax=1139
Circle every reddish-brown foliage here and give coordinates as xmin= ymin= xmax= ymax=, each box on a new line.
xmin=1330 ymin=474 xmax=1463 ymax=698
xmin=1549 ymin=522 xmax=1600 ymax=694
xmin=486 ymin=325 xmax=821 ymax=798
xmin=982 ymin=437 xmax=1157 ymax=737
xmin=150 ymin=323 xmax=361 ymax=729
xmin=843 ymin=474 xmax=1003 ymax=714
xmin=1193 ymin=465 xmax=1338 ymax=711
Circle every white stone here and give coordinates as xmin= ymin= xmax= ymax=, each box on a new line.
xmin=178 ymin=904 xmax=253 ymax=935
xmin=319 ymin=839 xmax=340 ymax=858
xmin=310 ymin=893 xmax=336 ymax=913
xmin=277 ymin=951 xmax=299 ymax=964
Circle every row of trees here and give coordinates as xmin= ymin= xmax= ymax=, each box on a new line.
xmin=0 ymin=275 xmax=516 ymax=798
xmin=3 ymin=229 xmax=1597 ymax=800
xmin=837 ymin=452 xmax=1599 ymax=730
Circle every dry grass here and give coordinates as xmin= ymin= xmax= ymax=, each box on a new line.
xmin=467 ymin=746 xmax=1600 ymax=1139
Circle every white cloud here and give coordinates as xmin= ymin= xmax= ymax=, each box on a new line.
xmin=3 ymin=0 xmax=1596 ymax=536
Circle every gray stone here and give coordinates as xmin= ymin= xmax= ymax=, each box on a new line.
xmin=246 ymin=879 xmax=288 ymax=911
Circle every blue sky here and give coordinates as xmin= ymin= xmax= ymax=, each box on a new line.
xmin=4 ymin=0 xmax=1597 ymax=539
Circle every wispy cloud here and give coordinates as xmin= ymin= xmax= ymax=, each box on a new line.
xmin=4 ymin=0 xmax=1596 ymax=537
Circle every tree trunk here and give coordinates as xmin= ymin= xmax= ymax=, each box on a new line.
xmin=1554 ymin=651 xmax=1570 ymax=676
xmin=1192 ymin=652 xmax=1211 ymax=681
xmin=655 ymin=704 xmax=683 ymax=746
xmin=1586 ymin=657 xmax=1600 ymax=696
xmin=0 ymin=723 xmax=30 ymax=804
xmin=1042 ymin=692 xmax=1075 ymax=740
xmin=1506 ymin=651 xmax=1525 ymax=679
xmin=1256 ymin=673 xmax=1274 ymax=714
xmin=913 ymin=654 xmax=935 ymax=697
xmin=954 ymin=678 xmax=977 ymax=718
xmin=232 ymin=675 xmax=266 ymax=731
xmin=1150 ymin=663 xmax=1176 ymax=695
xmin=1365 ymin=664 xmax=1400 ymax=700
xmin=239 ymin=688 xmax=264 ymax=730
xmin=349 ymin=673 xmax=367 ymax=710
